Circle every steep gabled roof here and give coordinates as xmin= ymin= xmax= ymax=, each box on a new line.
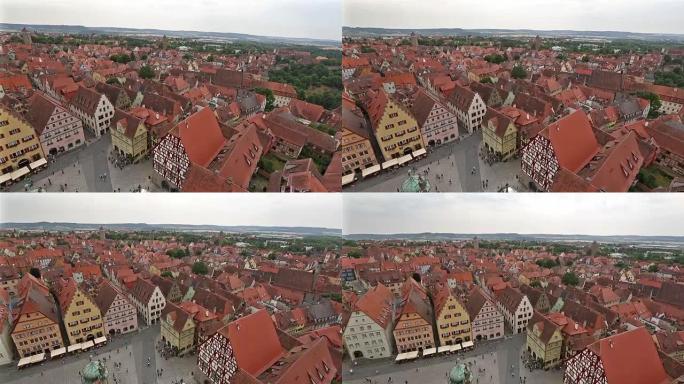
xmin=169 ymin=107 xmax=226 ymax=168
xmin=587 ymin=327 xmax=668 ymax=384
xmin=218 ymin=309 xmax=284 ymax=377
xmin=541 ymin=110 xmax=600 ymax=173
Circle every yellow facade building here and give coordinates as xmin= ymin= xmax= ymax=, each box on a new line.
xmin=56 ymin=278 xmax=105 ymax=345
xmin=111 ymin=109 xmax=148 ymax=162
xmin=367 ymin=90 xmax=424 ymax=162
xmin=0 ymin=106 xmax=45 ymax=178
xmin=160 ymin=302 xmax=196 ymax=355
xmin=433 ymin=287 xmax=472 ymax=346
xmin=482 ymin=108 xmax=517 ymax=160
xmin=526 ymin=312 xmax=563 ymax=368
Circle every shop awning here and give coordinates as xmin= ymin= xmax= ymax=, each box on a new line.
xmin=94 ymin=336 xmax=108 ymax=345
xmin=381 ymin=158 xmax=399 ymax=169
xmin=67 ymin=344 xmax=82 ymax=353
xmin=10 ymin=167 xmax=30 ymax=180
xmin=29 ymin=353 xmax=45 ymax=364
xmin=81 ymin=340 xmax=95 ymax=349
xmin=0 ymin=172 xmax=11 ymax=184
xmin=29 ymin=158 xmax=48 ymax=170
xmin=412 ymin=148 xmax=427 ymax=158
xmin=361 ymin=164 xmax=381 ymax=178
xmin=461 ymin=341 xmax=474 ymax=349
xmin=405 ymin=351 xmax=419 ymax=360
xmin=50 ymin=347 xmax=66 ymax=358
xmin=423 ymin=347 xmax=437 ymax=356
xmin=17 ymin=357 xmax=32 ymax=367
xmin=397 ymin=154 xmax=413 ymax=165
xmin=437 ymin=346 xmax=451 ymax=354
xmin=342 ymin=173 xmax=356 ymax=186
xmin=450 ymin=344 xmax=462 ymax=352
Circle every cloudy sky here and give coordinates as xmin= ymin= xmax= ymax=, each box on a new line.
xmin=0 ymin=194 xmax=342 ymax=229
xmin=343 ymin=194 xmax=684 ymax=236
xmin=345 ymin=0 xmax=684 ymax=34
xmin=1 ymin=0 xmax=342 ymax=40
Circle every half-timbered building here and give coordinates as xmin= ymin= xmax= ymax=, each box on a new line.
xmin=563 ymin=327 xmax=668 ymax=384
xmin=197 ymin=309 xmax=284 ymax=384
xmin=521 ymin=110 xmax=600 ymax=191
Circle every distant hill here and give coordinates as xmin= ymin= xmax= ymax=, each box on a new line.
xmin=343 ymin=26 xmax=684 ymax=42
xmin=0 ymin=23 xmax=339 ymax=47
xmin=0 ymin=222 xmax=342 ymax=236
xmin=344 ymin=232 xmax=684 ymax=246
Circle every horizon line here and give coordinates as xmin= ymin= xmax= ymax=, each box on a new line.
xmin=342 ymin=25 xmax=684 ymax=37
xmin=0 ymin=21 xmax=341 ymax=43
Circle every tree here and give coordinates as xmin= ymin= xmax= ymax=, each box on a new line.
xmin=484 ymin=54 xmax=506 ymax=64
xmin=648 ymin=264 xmax=659 ymax=273
xmin=207 ymin=55 xmax=214 ymax=62
xmin=348 ymin=250 xmax=363 ymax=258
xmin=106 ymin=77 xmax=121 ymax=86
xmin=192 ymin=261 xmax=209 ymax=275
xmin=138 ymin=65 xmax=155 ymax=79
xmin=166 ymin=248 xmax=185 ymax=259
xmin=581 ymin=55 xmax=590 ymax=63
xmin=183 ymin=53 xmax=192 ymax=60
xmin=480 ymin=76 xmax=493 ymax=84
xmin=530 ymin=280 xmax=542 ymax=288
xmin=161 ymin=271 xmax=173 ymax=278
xmin=511 ymin=65 xmax=527 ymax=79
xmin=636 ymin=91 xmax=662 ymax=118
xmin=615 ymin=260 xmax=627 ymax=269
xmin=29 ymin=267 xmax=41 ymax=279
xmin=254 ymin=87 xmax=275 ymax=112
xmin=562 ymin=272 xmax=580 ymax=286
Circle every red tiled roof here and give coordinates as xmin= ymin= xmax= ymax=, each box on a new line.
xmin=170 ymin=107 xmax=226 ymax=167
xmin=542 ymin=110 xmax=600 ymax=173
xmin=219 ymin=309 xmax=284 ymax=377
xmin=587 ymin=327 xmax=668 ymax=384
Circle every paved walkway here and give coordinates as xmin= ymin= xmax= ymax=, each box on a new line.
xmin=343 ymin=334 xmax=562 ymax=384
xmin=344 ymin=130 xmax=532 ymax=193
xmin=0 ymin=324 xmax=189 ymax=384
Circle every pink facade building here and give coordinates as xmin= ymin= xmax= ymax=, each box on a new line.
xmin=25 ymin=92 xmax=85 ymax=156
xmin=412 ymin=89 xmax=459 ymax=146
xmin=94 ymin=280 xmax=138 ymax=335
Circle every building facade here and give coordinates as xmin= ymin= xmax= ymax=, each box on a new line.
xmin=447 ymin=86 xmax=487 ymax=134
xmin=0 ymin=106 xmax=44 ymax=176
xmin=412 ymin=90 xmax=459 ymax=146
xmin=128 ymin=279 xmax=166 ymax=325
xmin=433 ymin=287 xmax=472 ymax=346
xmin=367 ymin=90 xmax=424 ymax=161
xmin=343 ymin=283 xmax=395 ymax=360
xmin=482 ymin=108 xmax=517 ymax=159
xmin=495 ymin=287 xmax=533 ymax=334
xmin=160 ymin=302 xmax=196 ymax=355
xmin=111 ymin=109 xmax=148 ymax=162
xmin=466 ymin=287 xmax=504 ymax=341
xmin=10 ymin=274 xmax=65 ymax=358
xmin=25 ymin=92 xmax=85 ymax=156
xmin=69 ymin=86 xmax=114 ymax=137
xmin=94 ymin=280 xmax=138 ymax=336
xmin=393 ymin=279 xmax=435 ymax=353
xmin=55 ymin=278 xmax=105 ymax=345
xmin=526 ymin=313 xmax=563 ymax=368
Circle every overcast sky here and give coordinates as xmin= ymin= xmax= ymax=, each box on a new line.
xmin=345 ymin=0 xmax=684 ymax=35
xmin=343 ymin=194 xmax=684 ymax=236
xmin=0 ymin=194 xmax=342 ymax=229
xmin=1 ymin=0 xmax=342 ymax=40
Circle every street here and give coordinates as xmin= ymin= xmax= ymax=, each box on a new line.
xmin=343 ymin=132 xmax=526 ymax=192
xmin=0 ymin=323 xmax=200 ymax=384
xmin=343 ymin=334 xmax=562 ymax=384
xmin=5 ymin=132 xmax=163 ymax=193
